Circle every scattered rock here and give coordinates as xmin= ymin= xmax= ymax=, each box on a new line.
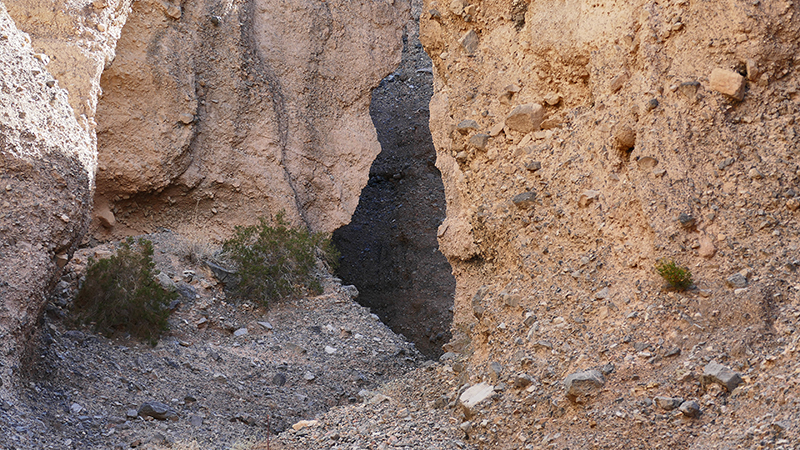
xmin=698 ymin=235 xmax=716 ymax=258
xmin=543 ymin=92 xmax=562 ymax=105
xmin=654 ymin=396 xmax=684 ymax=411
xmin=460 ymin=30 xmax=479 ymax=54
xmin=457 ymin=120 xmax=479 ymax=134
xmin=513 ymin=373 xmax=534 ymax=389
xmin=468 ymin=133 xmax=489 ymax=150
xmin=679 ymin=400 xmax=701 ymax=418
xmin=613 ymin=124 xmax=636 ymax=152
xmin=512 ymin=191 xmax=537 ymax=209
xmin=137 ymin=402 xmax=178 ymax=421
xmin=578 ymin=190 xmax=600 ymax=208
xmin=257 ymin=321 xmax=273 ymax=330
xmin=233 ymin=327 xmax=248 ymax=337
xmin=678 ymin=213 xmax=696 ymax=228
xmin=324 ymin=346 xmax=337 ymax=354
xmin=725 ymin=273 xmax=748 ymax=289
xmin=564 ymin=369 xmax=605 ymax=400
xmin=459 ymin=382 xmax=494 ymax=417
xmin=189 ymin=414 xmax=203 ymax=427
xmin=303 ymin=371 xmax=316 ymax=381
xmin=701 ymin=362 xmax=743 ymax=392
xmin=709 ymin=68 xmax=745 ymax=101
xmin=524 ymin=160 xmax=542 ymax=172
xmin=505 ymin=104 xmax=544 ymax=133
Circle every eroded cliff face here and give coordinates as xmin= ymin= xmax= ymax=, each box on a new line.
xmin=0 ymin=2 xmax=100 ymax=392
xmin=422 ymin=0 xmax=800 ymax=447
xmin=92 ymin=0 xmax=410 ymax=236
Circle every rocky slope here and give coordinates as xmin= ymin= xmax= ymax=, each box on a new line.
xmin=420 ymin=0 xmax=800 ymax=447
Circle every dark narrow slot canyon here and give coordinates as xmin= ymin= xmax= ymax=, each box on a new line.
xmin=332 ymin=19 xmax=455 ymax=359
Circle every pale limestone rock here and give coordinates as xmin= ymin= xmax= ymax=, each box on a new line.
xmin=709 ymin=68 xmax=745 ymax=101
xmin=505 ymin=104 xmax=544 ymax=133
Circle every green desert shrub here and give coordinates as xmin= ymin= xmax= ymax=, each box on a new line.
xmin=221 ymin=213 xmax=339 ymax=307
xmin=72 ymin=238 xmax=177 ymax=344
xmin=655 ymin=258 xmax=693 ymax=291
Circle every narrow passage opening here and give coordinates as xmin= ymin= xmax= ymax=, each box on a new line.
xmin=332 ymin=19 xmax=455 ymax=359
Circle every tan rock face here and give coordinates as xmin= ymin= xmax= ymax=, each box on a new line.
xmin=422 ymin=0 xmax=800 ymax=446
xmin=93 ymin=0 xmax=411 ymax=235
xmin=0 ymin=3 xmax=95 ymax=389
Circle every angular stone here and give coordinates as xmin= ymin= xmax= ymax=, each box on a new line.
xmin=698 ymin=235 xmax=716 ymax=258
xmin=564 ymin=369 xmax=605 ymax=398
xmin=505 ymin=104 xmax=544 ymax=133
xmin=456 ymin=119 xmax=479 ymax=134
xmin=459 ymin=382 xmax=494 ymax=416
xmin=469 ymin=133 xmax=489 ymax=150
xmin=725 ymin=273 xmax=747 ymax=289
xmin=138 ymin=402 xmax=178 ymax=421
xmin=678 ymin=213 xmax=695 ymax=228
xmin=701 ymin=362 xmax=743 ymax=392
xmin=709 ymin=68 xmax=745 ymax=101
xmin=654 ymin=396 xmax=684 ymax=411
xmin=512 ymin=191 xmax=537 ymax=209
xmin=578 ymin=190 xmax=600 ymax=208
xmin=233 ymin=327 xmax=248 ymax=337
xmin=460 ymin=30 xmax=479 ymax=54
xmin=679 ymin=400 xmax=701 ymax=418
xmin=524 ymin=160 xmax=542 ymax=172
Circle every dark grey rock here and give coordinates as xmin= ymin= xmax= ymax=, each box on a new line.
xmin=272 ymin=373 xmax=287 ymax=386
xmin=679 ymin=400 xmax=701 ymax=418
xmin=524 ymin=160 xmax=542 ymax=172
xmin=456 ymin=120 xmax=479 ymax=134
xmin=678 ymin=213 xmax=695 ymax=228
xmin=205 ymin=260 xmax=238 ymax=287
xmin=512 ymin=191 xmax=537 ymax=209
xmin=513 ymin=373 xmax=533 ymax=389
xmin=468 ymin=133 xmax=489 ymax=150
xmin=654 ymin=396 xmax=684 ymax=411
xmin=702 ymin=362 xmax=743 ymax=392
xmin=137 ymin=402 xmax=178 ymax=421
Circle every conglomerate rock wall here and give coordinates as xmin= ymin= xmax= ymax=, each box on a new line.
xmin=421 ymin=0 xmax=800 ymax=447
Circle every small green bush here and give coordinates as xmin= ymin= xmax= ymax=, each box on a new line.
xmin=72 ymin=238 xmax=177 ymax=344
xmin=655 ymin=258 xmax=693 ymax=291
xmin=222 ymin=213 xmax=339 ymax=307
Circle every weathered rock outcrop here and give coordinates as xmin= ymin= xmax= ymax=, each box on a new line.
xmin=0 ymin=3 xmax=98 ymax=390
xmin=92 ymin=0 xmax=410 ymax=236
xmin=422 ymin=0 xmax=800 ymax=447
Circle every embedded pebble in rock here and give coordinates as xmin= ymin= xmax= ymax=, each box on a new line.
xmin=468 ymin=133 xmax=489 ymax=150
xmin=505 ymin=103 xmax=544 ymax=133
xmin=512 ymin=191 xmax=537 ymax=209
xmin=456 ymin=119 xmax=479 ymax=134
xmin=678 ymin=213 xmax=696 ymax=228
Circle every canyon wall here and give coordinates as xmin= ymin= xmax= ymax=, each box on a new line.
xmin=92 ymin=0 xmax=410 ymax=237
xmin=1 ymin=0 xmax=409 ymax=395
xmin=1 ymin=0 xmax=131 ymax=393
xmin=421 ymin=0 xmax=800 ymax=447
